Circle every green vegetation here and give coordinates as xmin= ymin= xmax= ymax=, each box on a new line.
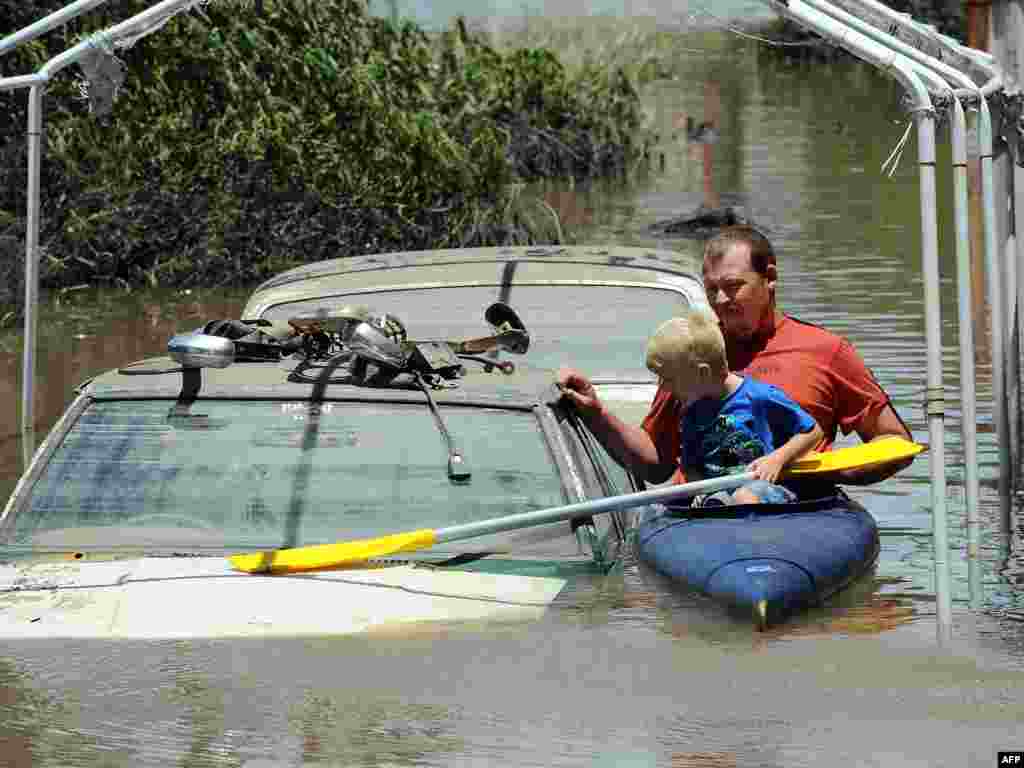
xmin=0 ymin=0 xmax=653 ymax=315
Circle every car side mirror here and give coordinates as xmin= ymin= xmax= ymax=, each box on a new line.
xmin=168 ymin=333 xmax=235 ymax=369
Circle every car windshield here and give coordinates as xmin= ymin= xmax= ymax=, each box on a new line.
xmin=260 ymin=284 xmax=688 ymax=379
xmin=4 ymin=400 xmax=566 ymax=555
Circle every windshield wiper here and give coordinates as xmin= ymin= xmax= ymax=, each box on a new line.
xmin=411 ymin=371 xmax=471 ymax=484
xmin=347 ymin=320 xmax=471 ymax=485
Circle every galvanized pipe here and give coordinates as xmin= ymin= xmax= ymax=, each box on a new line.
xmin=1015 ymin=157 xmax=1024 ymax=503
xmin=762 ymin=0 xmax=952 ymax=641
xmin=955 ymin=51 xmax=1014 ymax=559
xmin=806 ymin=0 xmax=993 ymax=610
xmin=826 ymin=0 xmax=993 ymax=84
xmin=978 ymin=102 xmax=1013 ymax=557
xmin=2 ymin=0 xmax=204 ymax=465
xmin=915 ymin=112 xmax=954 ymax=636
xmin=20 ymin=85 xmax=43 ymax=456
xmin=40 ymin=0 xmax=205 ymax=78
xmin=951 ymin=97 xmax=984 ymax=609
xmin=0 ymin=0 xmax=110 ymax=57
xmin=1006 ymin=202 xmax=1019 ymax=492
xmin=802 ymin=0 xmax=955 ymax=95
xmin=0 ymin=74 xmax=49 ymax=91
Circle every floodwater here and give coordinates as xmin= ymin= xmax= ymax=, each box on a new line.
xmin=2 ymin=14 xmax=1024 ymax=768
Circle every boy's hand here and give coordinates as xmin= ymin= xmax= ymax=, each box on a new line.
xmin=747 ymin=453 xmax=787 ymax=484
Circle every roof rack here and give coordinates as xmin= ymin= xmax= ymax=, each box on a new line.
xmin=162 ymin=302 xmax=530 ymax=483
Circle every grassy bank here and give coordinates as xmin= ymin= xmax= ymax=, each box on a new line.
xmin=0 ymin=0 xmax=655 ymax=317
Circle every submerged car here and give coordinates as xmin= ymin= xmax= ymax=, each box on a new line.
xmin=0 ymin=298 xmax=665 ymax=640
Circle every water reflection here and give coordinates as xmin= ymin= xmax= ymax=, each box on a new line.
xmin=2 ymin=598 xmax=1023 ymax=767
xmin=0 ymin=656 xmax=109 ymax=766
xmin=288 ymin=692 xmax=462 ymax=765
xmin=0 ymin=658 xmax=47 ymax=768
xmin=0 ymin=288 xmax=249 ymax=499
xmin=630 ymin=558 xmax=918 ymax=649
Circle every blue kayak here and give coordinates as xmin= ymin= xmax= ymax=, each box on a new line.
xmin=635 ymin=493 xmax=879 ymax=629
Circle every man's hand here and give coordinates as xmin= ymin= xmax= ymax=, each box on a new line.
xmin=554 ymin=366 xmax=672 ymax=483
xmin=556 ymin=366 xmax=603 ymax=416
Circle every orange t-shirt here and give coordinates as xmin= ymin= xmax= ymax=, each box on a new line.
xmin=641 ymin=315 xmax=893 ymax=483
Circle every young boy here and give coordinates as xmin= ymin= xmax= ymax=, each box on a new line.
xmin=645 ymin=309 xmax=824 ymax=506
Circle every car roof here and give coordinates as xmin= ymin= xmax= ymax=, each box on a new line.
xmin=242 ymin=244 xmax=703 ymax=320
xmin=82 ymin=356 xmax=565 ymax=410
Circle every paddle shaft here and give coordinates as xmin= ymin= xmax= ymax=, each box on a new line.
xmin=432 ymin=471 xmax=756 ymax=544
xmin=228 ymin=437 xmax=923 ymax=573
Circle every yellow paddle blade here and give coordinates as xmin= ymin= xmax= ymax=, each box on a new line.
xmin=228 ymin=529 xmax=437 ymax=574
xmin=786 ymin=436 xmax=924 ymax=475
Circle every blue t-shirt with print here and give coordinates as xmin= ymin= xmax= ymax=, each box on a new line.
xmin=681 ymin=376 xmax=817 ymax=479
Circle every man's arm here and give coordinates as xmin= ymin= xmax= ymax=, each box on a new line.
xmin=828 ymin=338 xmax=916 ymax=485
xmin=839 ymin=403 xmax=915 ymax=485
xmin=556 ymin=367 xmax=676 ymax=483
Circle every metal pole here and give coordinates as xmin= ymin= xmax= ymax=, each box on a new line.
xmin=0 ymin=0 xmax=110 ymax=57
xmin=2 ymin=0 xmax=205 ymax=464
xmin=993 ymin=0 xmax=1024 ymax=561
xmin=952 ymin=98 xmax=984 ymax=609
xmin=0 ymin=74 xmax=49 ymax=92
xmin=979 ymin=103 xmax=1013 ymax=556
xmin=916 ymin=112 xmax=953 ymax=639
xmin=1006 ymin=218 xmax=1019 ymax=485
xmin=20 ymin=85 xmax=43 ymax=453
xmin=827 ymin=0 xmax=992 ymax=84
xmin=811 ymin=0 xmax=988 ymax=610
xmin=1015 ymin=160 xmax=1024 ymax=496
xmin=803 ymin=0 xmax=961 ymax=94
xmin=763 ymin=0 xmax=953 ymax=641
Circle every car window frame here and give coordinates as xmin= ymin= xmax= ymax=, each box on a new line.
xmin=0 ymin=392 xmax=92 ymax=535
xmin=540 ymin=398 xmax=632 ymax=545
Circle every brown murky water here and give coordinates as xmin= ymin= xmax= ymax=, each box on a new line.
xmin=1 ymin=16 xmax=1022 ymax=768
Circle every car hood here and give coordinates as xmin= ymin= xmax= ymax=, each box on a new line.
xmin=0 ymin=556 xmax=567 ymax=640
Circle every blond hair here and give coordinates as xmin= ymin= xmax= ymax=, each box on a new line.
xmin=645 ymin=309 xmax=728 ymax=380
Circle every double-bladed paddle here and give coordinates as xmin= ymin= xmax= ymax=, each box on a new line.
xmin=228 ymin=436 xmax=923 ymax=574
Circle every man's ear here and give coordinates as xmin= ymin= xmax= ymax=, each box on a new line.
xmin=764 ymin=263 xmax=778 ymax=297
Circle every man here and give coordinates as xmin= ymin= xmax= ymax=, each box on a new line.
xmin=557 ymin=225 xmax=914 ymax=488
